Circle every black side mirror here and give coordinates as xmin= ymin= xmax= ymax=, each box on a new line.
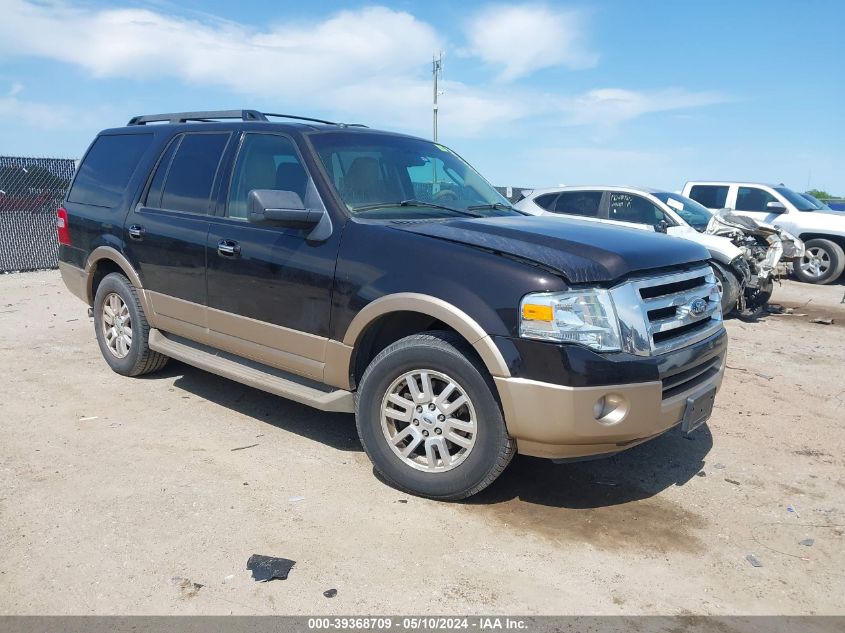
xmin=766 ymin=201 xmax=786 ymax=213
xmin=247 ymin=189 xmax=322 ymax=228
xmin=655 ymin=220 xmax=669 ymax=233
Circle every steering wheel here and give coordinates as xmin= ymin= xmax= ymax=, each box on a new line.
xmin=433 ymin=189 xmax=459 ymax=203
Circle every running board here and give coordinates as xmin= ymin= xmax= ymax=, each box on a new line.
xmin=148 ymin=329 xmax=354 ymax=413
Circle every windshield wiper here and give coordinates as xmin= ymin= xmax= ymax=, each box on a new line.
xmin=352 ymin=199 xmax=483 ymax=217
xmin=466 ymin=202 xmax=515 ymax=212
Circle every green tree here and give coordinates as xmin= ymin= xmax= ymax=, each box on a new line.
xmin=806 ymin=189 xmax=834 ymax=200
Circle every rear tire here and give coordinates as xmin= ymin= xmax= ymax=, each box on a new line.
xmin=710 ymin=262 xmax=741 ymax=317
xmin=355 ymin=331 xmax=515 ymax=500
xmin=794 ymin=238 xmax=845 ymax=284
xmin=93 ymin=272 xmax=168 ymax=377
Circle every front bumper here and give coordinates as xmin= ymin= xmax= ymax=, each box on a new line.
xmin=494 ymin=330 xmax=727 ymax=459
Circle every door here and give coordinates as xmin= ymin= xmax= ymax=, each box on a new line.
xmin=124 ymin=131 xmax=231 ymax=334
xmin=205 ymin=132 xmax=340 ymax=380
xmin=730 ymin=185 xmax=786 ymax=225
xmin=606 ymin=192 xmax=673 ymax=231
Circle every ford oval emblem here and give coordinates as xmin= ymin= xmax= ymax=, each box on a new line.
xmin=689 ymin=298 xmax=708 ymax=316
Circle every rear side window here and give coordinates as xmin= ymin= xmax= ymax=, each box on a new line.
xmin=158 ymin=133 xmax=229 ymax=214
xmin=67 ymin=134 xmax=153 ymax=208
xmin=555 ymin=191 xmax=602 ymax=217
xmin=533 ymin=193 xmax=558 ymax=211
xmin=688 ymin=185 xmax=728 ymax=209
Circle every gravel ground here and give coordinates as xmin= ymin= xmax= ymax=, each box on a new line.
xmin=1 ymin=270 xmax=843 ymax=615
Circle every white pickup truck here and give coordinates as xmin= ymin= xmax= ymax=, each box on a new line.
xmin=682 ymin=181 xmax=845 ymax=284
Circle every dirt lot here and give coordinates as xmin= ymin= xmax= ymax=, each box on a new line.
xmin=1 ymin=270 xmax=843 ymax=615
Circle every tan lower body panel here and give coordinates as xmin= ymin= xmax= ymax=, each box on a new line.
xmin=145 ymin=291 xmax=326 ymax=382
xmin=58 ymin=261 xmax=89 ymax=304
xmin=148 ymin=329 xmax=353 ymax=412
xmin=495 ymin=363 xmax=725 ymax=459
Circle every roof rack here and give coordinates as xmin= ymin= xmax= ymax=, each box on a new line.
xmin=127 ymin=110 xmax=367 ymax=128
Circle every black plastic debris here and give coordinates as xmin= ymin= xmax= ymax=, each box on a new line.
xmin=323 ymin=588 xmax=338 ymax=598
xmin=247 ymin=554 xmax=296 ymax=582
xmin=746 ymin=554 xmax=763 ymax=568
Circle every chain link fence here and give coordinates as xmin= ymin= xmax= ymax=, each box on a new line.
xmin=0 ymin=156 xmax=76 ymax=273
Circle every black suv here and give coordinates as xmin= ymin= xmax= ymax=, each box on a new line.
xmin=58 ymin=110 xmax=727 ymax=499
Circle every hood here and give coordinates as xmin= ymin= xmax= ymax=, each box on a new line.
xmin=666 ymin=225 xmax=743 ymax=261
xmin=389 ymin=215 xmax=710 ymax=284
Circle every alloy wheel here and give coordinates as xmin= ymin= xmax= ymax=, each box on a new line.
xmin=101 ymin=292 xmax=132 ymax=358
xmin=380 ymin=369 xmax=477 ymax=473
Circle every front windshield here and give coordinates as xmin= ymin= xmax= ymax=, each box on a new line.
xmin=309 ymin=131 xmax=518 ymax=219
xmin=652 ymin=192 xmax=713 ymax=230
xmin=800 ymin=192 xmax=831 ymax=210
xmin=775 ymin=186 xmax=816 ymax=211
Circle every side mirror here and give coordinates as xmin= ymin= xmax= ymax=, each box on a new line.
xmin=247 ymin=189 xmax=322 ymax=228
xmin=655 ymin=220 xmax=669 ymax=233
xmin=766 ymin=201 xmax=787 ymax=213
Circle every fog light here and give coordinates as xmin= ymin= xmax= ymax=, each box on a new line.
xmin=593 ymin=393 xmax=628 ymax=426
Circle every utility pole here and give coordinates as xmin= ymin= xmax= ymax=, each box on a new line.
xmin=432 ymin=52 xmax=443 ymax=142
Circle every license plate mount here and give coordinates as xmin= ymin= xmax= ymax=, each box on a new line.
xmin=681 ymin=386 xmax=716 ymax=433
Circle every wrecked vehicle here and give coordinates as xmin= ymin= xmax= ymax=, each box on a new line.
xmin=57 ymin=109 xmax=726 ymax=500
xmin=706 ymin=209 xmax=804 ymax=319
xmin=514 ymin=186 xmax=750 ymax=316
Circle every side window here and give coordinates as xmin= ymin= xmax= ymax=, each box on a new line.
xmin=688 ymin=185 xmax=729 ymax=209
xmin=144 ymin=137 xmax=179 ymax=208
xmin=607 ymin=193 xmax=663 ymax=225
xmin=228 ymin=134 xmax=308 ymax=220
xmin=554 ymin=191 xmax=602 ymax=217
xmin=67 ymin=134 xmax=153 ymax=208
xmin=736 ymin=186 xmax=776 ymax=212
xmin=159 ymin=133 xmax=229 ymax=214
xmin=533 ymin=193 xmax=558 ymax=211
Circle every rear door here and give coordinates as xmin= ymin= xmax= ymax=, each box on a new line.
xmin=687 ymin=184 xmax=730 ymax=210
xmin=205 ymin=131 xmax=339 ymax=381
xmin=124 ymin=131 xmax=231 ymax=336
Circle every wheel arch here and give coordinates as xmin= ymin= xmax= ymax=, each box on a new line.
xmin=798 ymin=233 xmax=845 ymax=252
xmin=331 ymin=293 xmax=511 ymax=391
xmin=84 ymin=247 xmax=152 ymax=315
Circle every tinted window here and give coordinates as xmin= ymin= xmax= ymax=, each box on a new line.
xmin=144 ymin=137 xmax=179 ymax=208
xmin=607 ymin=193 xmax=665 ymax=225
xmin=533 ymin=193 xmax=558 ymax=211
xmin=688 ymin=185 xmax=729 ymax=209
xmin=554 ymin=191 xmax=602 ymax=217
xmin=68 ymin=134 xmax=153 ymax=208
xmin=310 ymin=132 xmax=515 ymax=219
xmin=228 ymin=134 xmax=308 ymax=220
xmin=159 ymin=133 xmax=229 ymax=214
xmin=736 ymin=186 xmax=776 ymax=212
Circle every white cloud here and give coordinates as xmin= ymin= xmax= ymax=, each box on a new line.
xmin=560 ymin=88 xmax=728 ymax=129
xmin=0 ymin=1 xmax=726 ymax=141
xmin=463 ymin=4 xmax=597 ymax=81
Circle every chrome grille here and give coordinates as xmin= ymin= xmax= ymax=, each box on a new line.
xmin=610 ymin=266 xmax=724 ymax=356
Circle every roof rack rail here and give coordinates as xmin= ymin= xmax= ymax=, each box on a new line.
xmin=127 ymin=110 xmax=268 ymax=125
xmin=127 ymin=110 xmax=368 ymax=128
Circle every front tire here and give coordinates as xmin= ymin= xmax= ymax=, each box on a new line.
xmin=355 ymin=331 xmax=515 ymax=500
xmin=93 ymin=272 xmax=168 ymax=377
xmin=710 ymin=262 xmax=741 ymax=317
xmin=794 ymin=238 xmax=845 ymax=284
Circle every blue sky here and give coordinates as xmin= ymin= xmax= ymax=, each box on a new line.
xmin=1 ymin=0 xmax=843 ymax=193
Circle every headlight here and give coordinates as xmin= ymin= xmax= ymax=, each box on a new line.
xmin=519 ymin=289 xmax=622 ymax=352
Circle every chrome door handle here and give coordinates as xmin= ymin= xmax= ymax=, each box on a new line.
xmin=128 ymin=225 xmax=145 ymax=240
xmin=217 ymin=239 xmax=241 ymax=257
